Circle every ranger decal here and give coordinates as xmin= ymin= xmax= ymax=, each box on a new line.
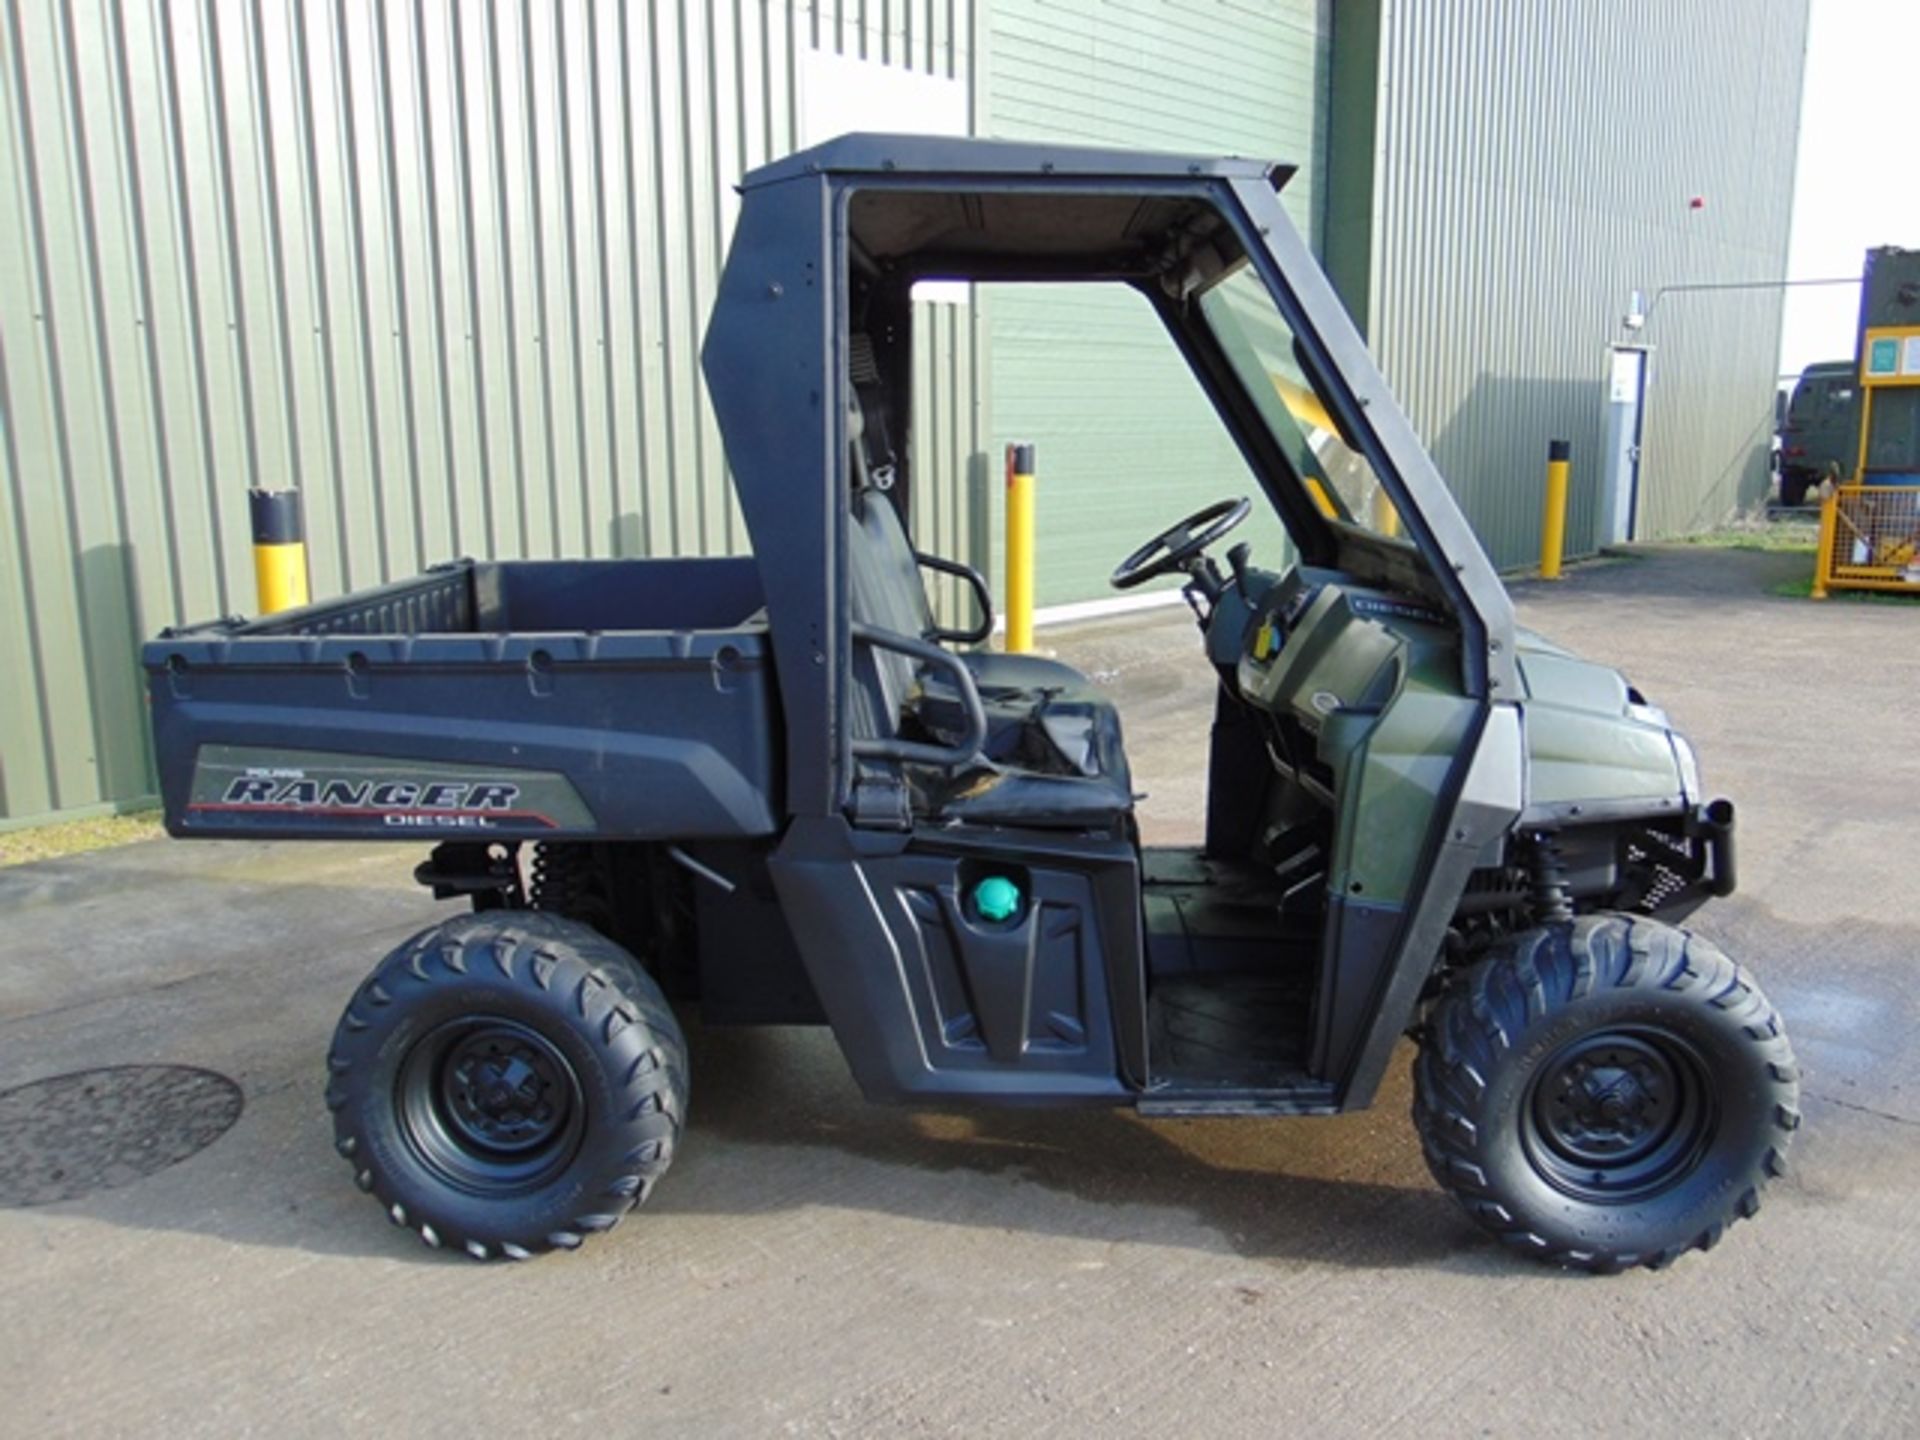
xmin=184 ymin=745 xmax=597 ymax=833
xmin=220 ymin=774 xmax=523 ymax=813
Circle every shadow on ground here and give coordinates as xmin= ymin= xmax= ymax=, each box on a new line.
xmin=10 ymin=992 xmax=1484 ymax=1273
xmin=660 ymin=1021 xmax=1477 ymax=1271
xmin=1510 ymin=543 xmax=1814 ymax=604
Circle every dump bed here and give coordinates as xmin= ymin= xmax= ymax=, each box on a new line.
xmin=144 ymin=556 xmax=779 ymax=841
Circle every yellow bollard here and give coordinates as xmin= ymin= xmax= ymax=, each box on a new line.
xmin=1370 ymin=486 xmax=1401 ymax=539
xmin=1809 ymin=483 xmax=1838 ymax=600
xmin=1305 ymin=476 xmax=1339 ymax=519
xmin=1539 ymin=439 xmax=1570 ymax=580
xmin=1005 ymin=442 xmax=1036 ymax=653
xmin=250 ymin=487 xmax=310 ymax=615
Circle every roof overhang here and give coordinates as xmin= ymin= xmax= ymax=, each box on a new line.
xmin=742 ymin=132 xmax=1295 ymax=193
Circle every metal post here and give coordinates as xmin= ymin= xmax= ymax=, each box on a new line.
xmin=1854 ymin=382 xmax=1873 ymax=485
xmin=1539 ymin=440 xmax=1571 ymax=580
xmin=1810 ymin=483 xmax=1838 ymax=600
xmin=1005 ymin=442 xmax=1035 ymax=653
xmin=250 ymin=487 xmax=310 ymax=614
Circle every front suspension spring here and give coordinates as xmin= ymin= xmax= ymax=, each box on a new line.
xmin=1528 ymin=833 xmax=1574 ymax=925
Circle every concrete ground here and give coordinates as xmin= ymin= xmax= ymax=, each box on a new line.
xmin=1 ymin=544 xmax=1914 ymax=1437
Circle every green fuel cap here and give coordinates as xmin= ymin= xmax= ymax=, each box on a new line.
xmin=972 ymin=875 xmax=1022 ymax=923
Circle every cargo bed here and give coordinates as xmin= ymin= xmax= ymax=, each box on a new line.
xmin=144 ymin=556 xmax=779 ymax=841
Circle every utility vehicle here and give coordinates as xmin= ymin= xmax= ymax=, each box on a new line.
xmin=145 ymin=135 xmax=1797 ymax=1271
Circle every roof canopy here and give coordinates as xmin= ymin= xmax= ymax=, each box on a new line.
xmin=743 ymin=131 xmax=1294 ymax=189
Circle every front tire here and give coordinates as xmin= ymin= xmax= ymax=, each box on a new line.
xmin=1413 ymin=914 xmax=1798 ymax=1272
xmin=326 ymin=911 xmax=687 ymax=1260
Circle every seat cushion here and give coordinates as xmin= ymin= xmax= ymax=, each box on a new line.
xmin=961 ymin=651 xmax=1093 ymax=694
xmin=917 ymin=664 xmax=1116 ymax=771
xmin=913 ymin=764 xmax=1135 ymax=830
xmin=907 ymin=691 xmax=1134 ymax=830
xmin=906 ymin=645 xmax=1133 ymax=829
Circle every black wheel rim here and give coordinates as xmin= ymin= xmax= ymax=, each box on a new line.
xmin=396 ymin=1018 xmax=585 ymax=1196
xmin=1522 ymin=1026 xmax=1717 ymax=1203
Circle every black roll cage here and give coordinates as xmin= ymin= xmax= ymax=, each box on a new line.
xmin=701 ymin=135 xmax=1517 ymax=821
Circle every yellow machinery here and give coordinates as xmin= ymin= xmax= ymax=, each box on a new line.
xmin=1811 ymin=484 xmax=1920 ymax=598
xmin=1812 ymin=248 xmax=1920 ymax=599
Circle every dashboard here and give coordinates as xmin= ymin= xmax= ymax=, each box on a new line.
xmin=1211 ymin=564 xmax=1459 ymax=801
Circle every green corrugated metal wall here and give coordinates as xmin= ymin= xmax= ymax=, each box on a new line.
xmin=0 ymin=0 xmax=983 ymax=825
xmin=1352 ymin=0 xmax=1809 ymax=568
xmin=984 ymin=0 xmax=1331 ymax=606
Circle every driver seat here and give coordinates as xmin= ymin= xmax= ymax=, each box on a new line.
xmin=845 ymin=342 xmax=1133 ymax=830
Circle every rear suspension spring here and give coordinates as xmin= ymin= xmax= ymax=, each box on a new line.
xmin=528 ymin=841 xmax=599 ymax=919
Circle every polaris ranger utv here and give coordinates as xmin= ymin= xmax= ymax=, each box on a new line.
xmin=145 ymin=135 xmax=1797 ymax=1271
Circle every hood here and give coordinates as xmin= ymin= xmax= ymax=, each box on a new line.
xmin=1514 ymin=630 xmax=1691 ymax=820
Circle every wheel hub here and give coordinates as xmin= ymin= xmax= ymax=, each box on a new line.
xmin=1524 ymin=1027 xmax=1715 ymax=1202
xmin=1550 ymin=1051 xmax=1671 ymax=1156
xmin=445 ymin=1034 xmax=566 ymax=1150
xmin=397 ymin=1017 xmax=586 ymax=1195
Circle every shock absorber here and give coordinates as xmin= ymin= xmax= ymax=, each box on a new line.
xmin=528 ymin=841 xmax=597 ymax=917
xmin=1528 ymin=833 xmax=1574 ymax=925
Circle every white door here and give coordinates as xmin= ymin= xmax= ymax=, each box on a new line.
xmin=1602 ymin=347 xmax=1649 ymax=544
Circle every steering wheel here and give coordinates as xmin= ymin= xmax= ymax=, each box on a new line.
xmin=1109 ymin=497 xmax=1252 ymax=590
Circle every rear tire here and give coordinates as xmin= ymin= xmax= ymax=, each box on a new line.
xmin=1413 ymin=913 xmax=1798 ymax=1272
xmin=1779 ymin=468 xmax=1814 ymax=507
xmin=326 ymin=911 xmax=687 ymax=1260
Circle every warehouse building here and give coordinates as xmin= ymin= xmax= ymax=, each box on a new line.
xmin=0 ymin=1 xmax=1808 ymax=825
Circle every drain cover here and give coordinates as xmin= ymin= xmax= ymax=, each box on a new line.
xmin=0 ymin=1065 xmax=244 ymax=1207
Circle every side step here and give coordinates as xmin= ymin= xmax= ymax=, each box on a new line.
xmin=1137 ymin=1085 xmax=1339 ymax=1118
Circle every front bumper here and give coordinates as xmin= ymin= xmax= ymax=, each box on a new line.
xmin=1688 ymin=798 xmax=1737 ymax=899
xmin=1633 ymin=799 xmax=1735 ymax=922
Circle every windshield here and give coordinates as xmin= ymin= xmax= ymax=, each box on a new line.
xmin=1197 ymin=260 xmax=1404 ymax=540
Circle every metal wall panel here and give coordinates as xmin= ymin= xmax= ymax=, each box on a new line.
xmin=1360 ymin=0 xmax=1809 ymax=570
xmin=0 ymin=0 xmax=982 ymax=824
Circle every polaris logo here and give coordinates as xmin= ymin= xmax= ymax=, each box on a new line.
xmin=221 ymin=773 xmax=521 ymax=812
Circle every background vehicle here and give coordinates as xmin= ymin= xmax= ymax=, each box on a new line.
xmin=1777 ymin=360 xmax=1860 ymax=505
xmin=145 ymin=135 xmax=1797 ymax=1272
